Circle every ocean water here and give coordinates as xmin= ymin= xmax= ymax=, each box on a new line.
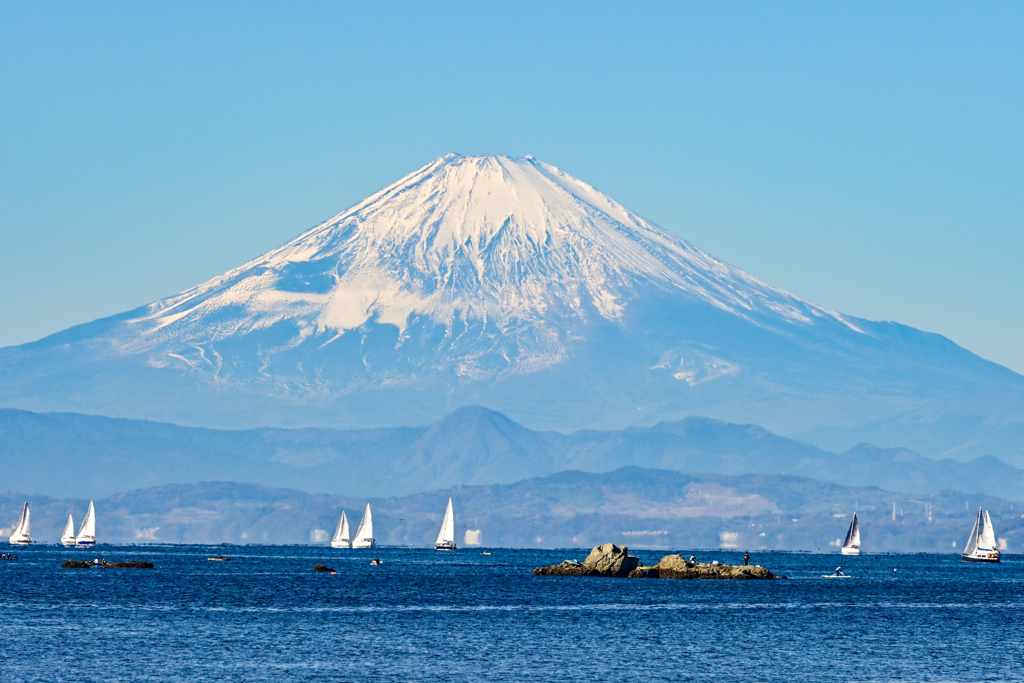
xmin=0 ymin=545 xmax=1021 ymax=682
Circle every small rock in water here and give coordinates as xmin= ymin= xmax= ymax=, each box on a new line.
xmin=313 ymin=564 xmax=335 ymax=572
xmin=61 ymin=560 xmax=91 ymax=569
xmin=533 ymin=543 xmax=641 ymax=578
xmin=647 ymin=554 xmax=776 ymax=580
xmin=104 ymin=561 xmax=154 ymax=569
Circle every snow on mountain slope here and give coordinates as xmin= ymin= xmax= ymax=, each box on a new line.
xmin=124 ymin=154 xmax=855 ymax=374
xmin=0 ymin=154 xmax=1022 ymax=436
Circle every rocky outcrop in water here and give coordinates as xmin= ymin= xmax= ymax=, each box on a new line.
xmin=313 ymin=564 xmax=335 ymax=572
xmin=105 ymin=561 xmax=154 ymax=569
xmin=62 ymin=560 xmax=90 ymax=569
xmin=534 ymin=545 xmax=777 ymax=580
xmin=533 ymin=543 xmax=641 ymax=578
xmin=647 ymin=554 xmax=776 ymax=580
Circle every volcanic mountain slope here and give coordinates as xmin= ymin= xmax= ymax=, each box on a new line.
xmin=0 ymin=154 xmax=1021 ymax=435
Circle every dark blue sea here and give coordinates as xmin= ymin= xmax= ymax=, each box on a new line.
xmin=1 ymin=545 xmax=1021 ymax=682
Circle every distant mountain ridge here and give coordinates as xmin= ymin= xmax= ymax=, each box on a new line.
xmin=1 ymin=154 xmax=1021 ymax=453
xmin=796 ymin=393 xmax=1024 ymax=463
xmin=4 ymin=469 xmax=1020 ymax=551
xmin=3 ymin=405 xmax=1023 ymax=502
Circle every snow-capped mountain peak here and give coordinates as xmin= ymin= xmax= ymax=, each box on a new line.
xmin=3 ymin=154 xmax=1020 ymax=436
xmin=131 ymin=154 xmax=855 ymax=356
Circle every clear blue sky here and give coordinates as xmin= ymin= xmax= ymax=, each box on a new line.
xmin=2 ymin=2 xmax=1022 ymax=373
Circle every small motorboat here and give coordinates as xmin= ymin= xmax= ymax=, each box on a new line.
xmin=819 ymin=565 xmax=851 ymax=577
xmin=207 ymin=555 xmax=231 ymax=562
xmin=370 ymin=558 xmax=383 ymax=565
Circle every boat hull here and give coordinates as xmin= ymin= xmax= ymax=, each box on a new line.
xmin=61 ymin=540 xmax=77 ymax=547
xmin=841 ymin=546 xmax=861 ymax=556
xmin=8 ymin=538 xmax=31 ymax=545
xmin=331 ymin=541 xmax=351 ymax=549
xmin=76 ymin=540 xmax=96 ymax=547
xmin=351 ymin=539 xmax=376 ymax=549
xmin=435 ymin=542 xmax=457 ymax=551
xmin=962 ymin=553 xmax=999 ymax=563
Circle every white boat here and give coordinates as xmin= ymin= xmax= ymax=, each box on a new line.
xmin=8 ymin=502 xmax=32 ymax=545
xmin=962 ymin=507 xmax=999 ymax=563
xmin=331 ymin=511 xmax=351 ymax=548
xmin=434 ymin=497 xmax=457 ymax=551
xmin=351 ymin=503 xmax=375 ymax=549
xmin=60 ymin=514 xmax=77 ymax=546
xmin=76 ymin=501 xmax=96 ymax=547
xmin=841 ymin=512 xmax=861 ymax=556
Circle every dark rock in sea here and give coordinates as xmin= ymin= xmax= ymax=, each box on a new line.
xmin=313 ymin=564 xmax=335 ymax=572
xmin=627 ymin=567 xmax=649 ymax=578
xmin=532 ymin=560 xmax=589 ymax=577
xmin=533 ymin=543 xmax=641 ymax=578
xmin=61 ymin=560 xmax=91 ymax=569
xmin=105 ymin=561 xmax=154 ymax=569
xmin=646 ymin=554 xmax=776 ymax=580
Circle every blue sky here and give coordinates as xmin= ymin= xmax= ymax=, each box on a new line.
xmin=2 ymin=2 xmax=1022 ymax=372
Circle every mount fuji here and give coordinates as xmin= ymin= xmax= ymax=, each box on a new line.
xmin=1 ymin=154 xmax=1021 ymax=442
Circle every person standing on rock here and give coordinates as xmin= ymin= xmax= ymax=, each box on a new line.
xmin=743 ymin=551 xmax=750 ymax=566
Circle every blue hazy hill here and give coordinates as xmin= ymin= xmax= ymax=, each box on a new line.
xmin=4 ymin=468 xmax=1020 ymax=551
xmin=2 ymin=405 xmax=1023 ymax=502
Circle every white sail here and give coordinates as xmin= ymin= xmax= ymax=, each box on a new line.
xmin=840 ymin=512 xmax=860 ymax=555
xmin=331 ymin=511 xmax=350 ymax=548
xmin=843 ymin=513 xmax=860 ymax=547
xmin=352 ymin=503 xmax=375 ymax=548
xmin=76 ymin=501 xmax=96 ymax=546
xmin=61 ymin=514 xmax=77 ymax=546
xmin=980 ymin=509 xmax=997 ymax=550
xmin=8 ymin=502 xmax=31 ymax=544
xmin=963 ymin=508 xmax=981 ymax=555
xmin=435 ymin=497 xmax=456 ymax=550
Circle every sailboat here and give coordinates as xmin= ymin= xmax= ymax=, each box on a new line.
xmin=76 ymin=500 xmax=96 ymax=547
xmin=61 ymin=514 xmax=77 ymax=547
xmin=8 ymin=502 xmax=32 ymax=545
xmin=962 ymin=507 xmax=999 ymax=563
xmin=841 ymin=512 xmax=861 ymax=556
xmin=351 ymin=503 xmax=375 ymax=549
xmin=331 ymin=511 xmax=351 ymax=548
xmin=435 ymin=497 xmax=457 ymax=551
